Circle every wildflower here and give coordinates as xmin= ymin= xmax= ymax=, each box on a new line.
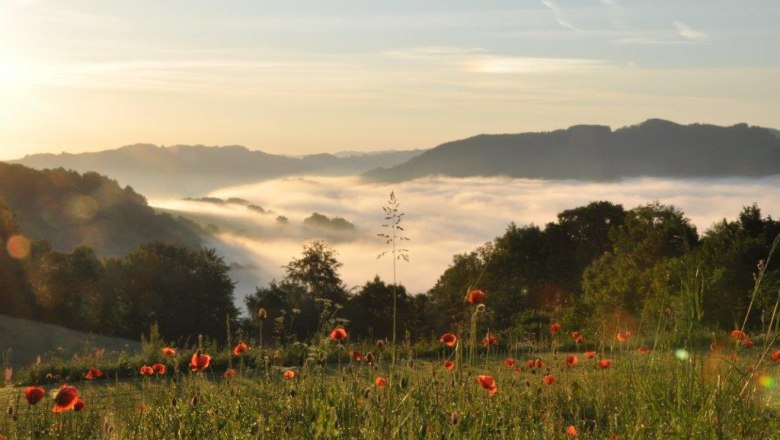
xmin=257 ymin=308 xmax=268 ymax=320
xmin=283 ymin=370 xmax=295 ymax=379
xmin=771 ymin=350 xmax=780 ymax=362
xmin=233 ymin=342 xmax=249 ymax=356
xmin=742 ymin=339 xmax=754 ymax=349
xmin=565 ymin=355 xmax=578 ymax=367
xmin=571 ymin=331 xmax=580 ymax=340
xmin=575 ymin=335 xmax=585 ymax=344
xmin=375 ymin=339 xmax=385 ymax=350
xmin=566 ymin=425 xmax=578 ymax=437
xmin=482 ymin=334 xmax=498 ymax=347
xmin=190 ymin=352 xmax=212 ymax=372
xmin=584 ymin=351 xmax=597 ymax=359
xmin=350 ymin=350 xmax=363 ymax=362
xmin=466 ymin=289 xmax=485 ymax=304
xmin=550 ymin=322 xmax=561 ymax=334
xmin=616 ymin=332 xmax=628 ymax=342
xmin=598 ymin=359 xmax=612 ymax=369
xmin=525 ymin=359 xmax=535 ymax=369
xmin=534 ymin=359 xmax=544 ymax=369
xmin=439 ymin=333 xmax=458 ymax=347
xmin=638 ymin=346 xmax=650 ymax=355
xmin=543 ymin=375 xmax=554 ymax=385
xmin=161 ymin=347 xmax=177 ymax=357
xmin=84 ymin=368 xmax=103 ymax=380
xmin=730 ymin=330 xmax=748 ymax=341
xmin=52 ymin=385 xmax=80 ymax=413
xmin=24 ymin=386 xmax=45 ymax=405
xmin=374 ymin=376 xmax=387 ymax=389
xmin=223 ymin=368 xmax=236 ymax=378
xmin=73 ymin=399 xmax=86 ymax=411
xmin=152 ymin=363 xmax=166 ymax=375
xmin=443 ymin=360 xmax=456 ymax=371
xmin=330 ymin=328 xmax=348 ymax=341
xmin=477 ymin=375 xmax=498 ymax=396
xmin=364 ymin=352 xmax=375 ymax=365
xmin=504 ymin=357 xmax=516 ymax=367
xmin=139 ymin=365 xmax=154 ymax=376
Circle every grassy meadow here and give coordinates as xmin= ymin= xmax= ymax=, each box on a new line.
xmin=1 ymin=322 xmax=780 ymax=439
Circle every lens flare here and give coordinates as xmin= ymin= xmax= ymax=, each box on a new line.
xmin=674 ymin=349 xmax=690 ymax=361
xmin=758 ymin=375 xmax=777 ymax=389
xmin=6 ymin=234 xmax=31 ymax=259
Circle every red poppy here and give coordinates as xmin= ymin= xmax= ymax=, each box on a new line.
xmin=439 ymin=333 xmax=458 ymax=347
xmin=566 ymin=425 xmax=577 ymax=437
xmin=233 ymin=342 xmax=249 ymax=356
xmin=465 ymin=289 xmax=485 ymax=304
xmin=742 ymin=339 xmax=754 ymax=349
xmin=283 ymin=370 xmax=295 ymax=379
xmin=223 ymin=368 xmax=236 ymax=378
xmin=730 ymin=329 xmax=748 ymax=341
xmin=162 ymin=347 xmax=177 ymax=356
xmin=504 ymin=357 xmax=516 ymax=367
xmin=598 ymin=359 xmax=612 ymax=369
xmin=152 ymin=363 xmax=166 ymax=375
xmin=24 ymin=386 xmax=45 ymax=405
xmin=374 ymin=376 xmax=387 ymax=389
xmin=190 ymin=352 xmax=212 ymax=372
xmin=571 ymin=331 xmax=580 ymax=340
xmin=583 ymin=351 xmax=596 ymax=359
xmin=477 ymin=375 xmax=498 ymax=396
xmin=565 ymin=355 xmax=578 ymax=367
xmin=443 ymin=360 xmax=456 ymax=371
xmin=73 ymin=399 xmax=86 ymax=412
xmin=616 ymin=332 xmax=628 ymax=342
xmin=52 ymin=385 xmax=80 ymax=413
xmin=84 ymin=368 xmax=103 ymax=380
xmin=771 ymin=350 xmax=780 ymax=362
xmin=550 ymin=323 xmax=561 ymax=334
xmin=637 ymin=346 xmax=650 ymax=355
xmin=525 ymin=359 xmax=536 ymax=368
xmin=0 ymin=435 xmax=7 ymax=440
xmin=139 ymin=365 xmax=154 ymax=376
xmin=482 ymin=334 xmax=498 ymax=347
xmin=543 ymin=375 xmax=554 ymax=385
xmin=350 ymin=350 xmax=363 ymax=362
xmin=534 ymin=359 xmax=544 ymax=369
xmin=330 ymin=328 xmax=348 ymax=341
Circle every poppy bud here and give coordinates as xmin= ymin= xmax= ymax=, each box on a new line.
xmin=257 ymin=308 xmax=268 ymax=320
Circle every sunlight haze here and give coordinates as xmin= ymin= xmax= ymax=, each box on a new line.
xmin=1 ymin=0 xmax=778 ymax=159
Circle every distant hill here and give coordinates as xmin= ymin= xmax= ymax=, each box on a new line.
xmin=13 ymin=145 xmax=424 ymax=196
xmin=363 ymin=119 xmax=780 ymax=182
xmin=0 ymin=162 xmax=202 ymax=256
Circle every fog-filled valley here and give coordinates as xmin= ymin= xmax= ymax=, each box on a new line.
xmin=150 ymin=174 xmax=780 ymax=306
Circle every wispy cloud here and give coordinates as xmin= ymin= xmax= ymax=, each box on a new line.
xmin=541 ymin=0 xmax=580 ymax=32
xmin=674 ymin=21 xmax=707 ymax=41
xmin=470 ymin=56 xmax=612 ymax=74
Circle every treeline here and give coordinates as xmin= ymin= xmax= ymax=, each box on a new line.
xmin=0 ymin=162 xmax=202 ymax=256
xmin=244 ymin=202 xmax=780 ymax=344
xmin=0 ymin=194 xmax=237 ymax=340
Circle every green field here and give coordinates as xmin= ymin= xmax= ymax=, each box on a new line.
xmin=2 ymin=335 xmax=780 ymax=439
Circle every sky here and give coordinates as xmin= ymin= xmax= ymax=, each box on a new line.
xmin=0 ymin=0 xmax=778 ymax=160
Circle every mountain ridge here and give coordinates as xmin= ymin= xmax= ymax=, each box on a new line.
xmin=362 ymin=119 xmax=780 ymax=182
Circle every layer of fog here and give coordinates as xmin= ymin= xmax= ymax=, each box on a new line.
xmin=150 ymin=176 xmax=780 ymax=308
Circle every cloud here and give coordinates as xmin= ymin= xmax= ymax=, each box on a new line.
xmin=541 ymin=0 xmax=580 ymax=32
xmin=674 ymin=21 xmax=707 ymax=41
xmin=470 ymin=56 xmax=613 ymax=74
xmin=150 ymin=175 xmax=780 ymax=307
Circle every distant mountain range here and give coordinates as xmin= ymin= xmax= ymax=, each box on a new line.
xmin=363 ymin=119 xmax=780 ymax=182
xmin=13 ymin=145 xmax=425 ymax=196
